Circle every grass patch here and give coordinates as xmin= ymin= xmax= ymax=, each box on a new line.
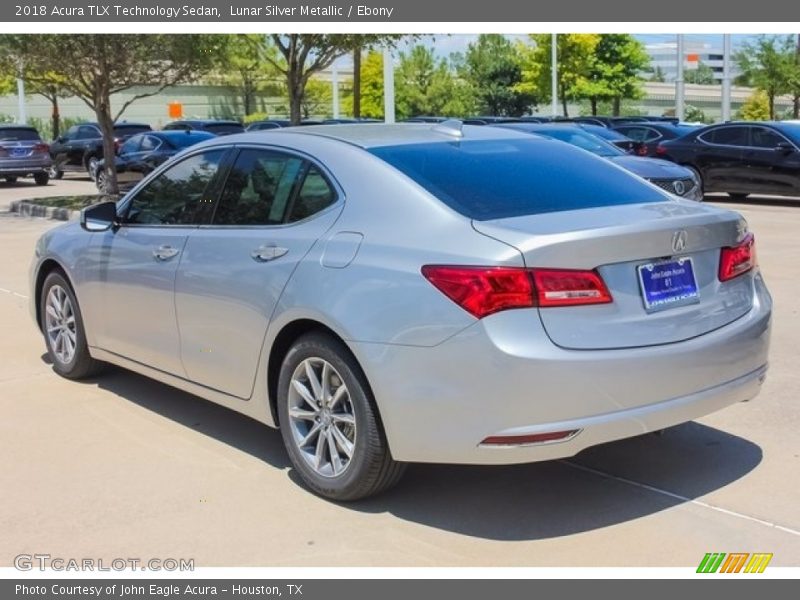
xmin=20 ymin=194 xmax=118 ymax=210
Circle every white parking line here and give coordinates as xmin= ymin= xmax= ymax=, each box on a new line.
xmin=0 ymin=287 xmax=29 ymax=299
xmin=562 ymin=460 xmax=800 ymax=537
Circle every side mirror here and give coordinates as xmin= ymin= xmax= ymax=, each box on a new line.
xmin=56 ymin=136 xmax=67 ymax=144
xmin=80 ymin=201 xmax=118 ymax=232
xmin=775 ymin=141 xmax=795 ymax=154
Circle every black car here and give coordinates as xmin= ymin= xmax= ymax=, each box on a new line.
xmin=0 ymin=125 xmax=52 ymax=185
xmin=245 ymin=119 xmax=330 ymax=131
xmin=93 ymin=130 xmax=215 ymax=193
xmin=462 ymin=116 xmax=523 ymax=125
xmin=494 ymin=122 xmax=703 ymax=201
xmin=162 ymin=119 xmax=245 ymax=136
xmin=657 ymin=121 xmax=800 ymax=200
xmin=49 ymin=122 xmax=152 ymax=179
xmin=566 ymin=116 xmax=680 ymax=128
xmin=611 ymin=122 xmax=701 ymax=157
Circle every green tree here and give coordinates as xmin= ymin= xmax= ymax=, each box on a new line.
xmin=0 ymin=34 xmax=225 ymax=194
xmin=736 ymin=35 xmax=795 ymax=119
xmin=684 ymin=61 xmax=717 ymax=85
xmin=301 ymin=78 xmax=332 ymax=119
xmin=265 ymin=35 xmax=405 ymax=125
xmin=461 ymin=34 xmax=535 ymax=116
xmin=524 ymin=34 xmax=599 ymax=117
xmin=649 ymin=66 xmax=667 ymax=82
xmin=580 ymin=34 xmax=649 ymax=116
xmin=209 ymin=35 xmax=282 ymax=117
xmin=738 ymin=90 xmax=771 ymax=121
xmin=395 ymin=45 xmax=475 ymax=118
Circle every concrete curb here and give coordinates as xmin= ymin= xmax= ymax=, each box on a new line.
xmin=8 ymin=200 xmax=81 ymax=221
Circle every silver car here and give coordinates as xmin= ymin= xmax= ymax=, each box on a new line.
xmin=30 ymin=123 xmax=772 ymax=500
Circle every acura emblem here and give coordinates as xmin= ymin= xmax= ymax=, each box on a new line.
xmin=672 ymin=230 xmax=688 ymax=253
xmin=672 ymin=180 xmax=686 ymax=195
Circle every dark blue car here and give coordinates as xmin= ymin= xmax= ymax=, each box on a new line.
xmin=94 ymin=130 xmax=215 ymax=193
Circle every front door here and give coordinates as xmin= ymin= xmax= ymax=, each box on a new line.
xmin=87 ymin=148 xmax=227 ymax=375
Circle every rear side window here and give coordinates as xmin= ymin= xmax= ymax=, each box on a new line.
xmin=702 ymin=126 xmax=749 ymax=146
xmin=288 ymin=166 xmax=336 ymax=222
xmin=0 ymin=128 xmax=40 ymax=141
xmin=213 ymin=149 xmax=304 ymax=225
xmin=369 ymin=139 xmax=666 ymax=220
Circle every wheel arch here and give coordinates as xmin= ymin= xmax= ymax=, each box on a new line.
xmin=33 ymin=258 xmax=73 ymax=332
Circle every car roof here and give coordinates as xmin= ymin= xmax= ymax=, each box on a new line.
xmin=222 ymin=122 xmax=534 ymax=149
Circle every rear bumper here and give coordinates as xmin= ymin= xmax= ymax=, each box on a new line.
xmin=351 ymin=273 xmax=772 ymax=465
xmin=0 ymin=158 xmax=51 ymax=176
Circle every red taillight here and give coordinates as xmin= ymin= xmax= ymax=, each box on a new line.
xmin=32 ymin=143 xmax=49 ymax=154
xmin=635 ymin=142 xmax=648 ymax=156
xmin=421 ymin=265 xmax=612 ymax=318
xmin=531 ymin=269 xmax=612 ymax=307
xmin=655 ymin=144 xmax=667 ymax=156
xmin=421 ymin=266 xmax=535 ymax=319
xmin=719 ymin=233 xmax=756 ymax=282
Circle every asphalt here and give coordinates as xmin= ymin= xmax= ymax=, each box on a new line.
xmin=0 ymin=177 xmax=798 ymax=567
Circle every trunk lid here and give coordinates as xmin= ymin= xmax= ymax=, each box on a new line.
xmin=473 ymin=201 xmax=754 ymax=350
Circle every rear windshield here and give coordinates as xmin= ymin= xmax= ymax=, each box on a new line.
xmin=369 ymin=139 xmax=666 ymax=220
xmin=0 ymin=128 xmax=40 ymax=141
xmin=204 ymin=123 xmax=245 ymax=135
xmin=114 ymin=125 xmax=151 ymax=137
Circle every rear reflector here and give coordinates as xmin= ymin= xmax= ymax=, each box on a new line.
xmin=422 ymin=266 xmax=613 ymax=318
xmin=719 ymin=233 xmax=756 ymax=282
xmin=481 ymin=429 xmax=581 ymax=446
xmin=531 ymin=269 xmax=612 ymax=307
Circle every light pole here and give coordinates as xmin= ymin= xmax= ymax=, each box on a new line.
xmin=676 ymin=34 xmax=685 ymax=121
xmin=331 ymin=62 xmax=340 ymax=119
xmin=722 ymin=34 xmax=732 ymax=122
xmin=16 ymin=59 xmax=26 ymax=124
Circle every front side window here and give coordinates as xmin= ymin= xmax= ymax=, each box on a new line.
xmin=76 ymin=126 xmax=99 ymax=140
xmin=213 ymin=149 xmax=305 ymax=226
xmin=751 ymin=127 xmax=786 ymax=149
xmin=124 ymin=150 xmax=225 ymax=226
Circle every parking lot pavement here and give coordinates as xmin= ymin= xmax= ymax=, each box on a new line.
xmin=0 ymin=197 xmax=798 ymax=567
xmin=0 ymin=174 xmax=98 ymax=212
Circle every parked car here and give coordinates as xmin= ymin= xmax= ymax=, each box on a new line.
xmin=49 ymin=122 xmax=152 ymax=180
xmin=400 ymin=116 xmax=449 ymax=123
xmin=462 ymin=116 xmax=522 ymax=125
xmin=31 ymin=124 xmax=770 ymax=500
xmin=657 ymin=121 xmax=800 ymax=200
xmin=245 ymin=119 xmax=328 ymax=131
xmin=496 ymin=122 xmax=703 ymax=201
xmin=578 ymin=123 xmax=645 ymax=154
xmin=0 ymin=124 xmax=52 ymax=185
xmin=163 ymin=119 xmax=245 ymax=136
xmin=611 ymin=122 xmax=702 ymax=157
xmin=567 ymin=116 xmax=680 ymax=128
xmin=92 ymin=130 xmax=215 ymax=193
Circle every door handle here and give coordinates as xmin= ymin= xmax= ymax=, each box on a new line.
xmin=153 ymin=245 xmax=180 ymax=261
xmin=251 ymin=245 xmax=288 ymax=262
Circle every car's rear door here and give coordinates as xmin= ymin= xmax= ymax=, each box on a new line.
xmin=175 ymin=146 xmax=343 ymax=399
xmin=85 ymin=148 xmax=227 ymax=375
xmin=696 ymin=126 xmax=749 ymax=192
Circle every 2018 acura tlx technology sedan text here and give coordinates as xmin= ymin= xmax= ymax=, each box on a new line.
xmin=30 ymin=123 xmax=772 ymax=500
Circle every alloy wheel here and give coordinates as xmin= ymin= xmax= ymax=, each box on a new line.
xmin=45 ymin=284 xmax=77 ymax=364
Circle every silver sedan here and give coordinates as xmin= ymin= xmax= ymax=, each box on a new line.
xmin=30 ymin=122 xmax=772 ymax=500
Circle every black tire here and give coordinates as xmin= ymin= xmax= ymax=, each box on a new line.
xmin=33 ymin=172 xmax=49 ymax=186
xmin=277 ymin=332 xmax=406 ymax=501
xmin=40 ymin=271 xmax=104 ymax=380
xmin=4 ymin=176 xmax=18 ymax=183
xmin=95 ymin=170 xmax=108 ymax=194
xmin=85 ymin=156 xmax=100 ymax=181
xmin=48 ymin=167 xmax=64 ymax=180
xmin=728 ymin=193 xmax=749 ymax=202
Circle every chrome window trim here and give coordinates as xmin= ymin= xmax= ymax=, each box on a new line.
xmin=697 ymin=124 xmax=800 ymax=151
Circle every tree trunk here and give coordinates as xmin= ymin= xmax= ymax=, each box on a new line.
xmin=590 ymin=97 xmax=597 ymax=116
xmin=95 ymin=89 xmax=119 ymax=196
xmin=51 ymin=95 xmax=60 ymax=140
xmin=612 ymin=97 xmax=621 ymax=116
xmin=768 ymin=93 xmax=775 ymax=120
xmin=560 ymin=83 xmax=568 ymax=117
xmin=353 ymin=46 xmax=362 ymax=118
xmin=288 ymin=72 xmax=303 ymax=125
xmin=794 ymin=93 xmax=799 ymax=119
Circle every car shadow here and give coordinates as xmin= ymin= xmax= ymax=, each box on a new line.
xmin=58 ymin=359 xmax=762 ymax=541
